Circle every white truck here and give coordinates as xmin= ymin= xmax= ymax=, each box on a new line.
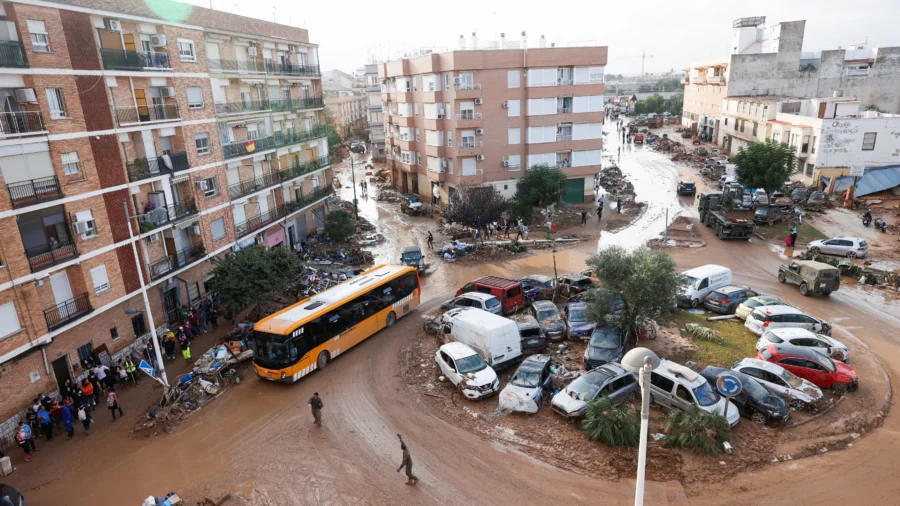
xmin=442 ymin=308 xmax=523 ymax=370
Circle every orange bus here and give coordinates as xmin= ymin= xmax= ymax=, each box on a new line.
xmin=252 ymin=264 xmax=420 ymax=383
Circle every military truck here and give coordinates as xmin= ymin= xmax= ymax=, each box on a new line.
xmin=698 ymin=182 xmax=755 ymax=240
xmin=777 ymin=260 xmax=840 ymax=296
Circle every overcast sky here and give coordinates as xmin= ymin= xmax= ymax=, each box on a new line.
xmin=185 ymin=0 xmax=900 ymax=76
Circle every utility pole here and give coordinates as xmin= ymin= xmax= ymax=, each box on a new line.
xmin=641 ymin=51 xmax=654 ymax=77
xmin=349 ymin=155 xmax=359 ymax=220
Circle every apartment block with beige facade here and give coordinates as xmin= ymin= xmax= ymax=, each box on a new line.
xmin=0 ymin=0 xmax=330 ymax=440
xmin=325 ymin=94 xmax=368 ymax=138
xmin=378 ymin=42 xmax=607 ymax=207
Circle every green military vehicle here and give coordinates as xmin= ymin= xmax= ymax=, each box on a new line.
xmin=698 ymin=182 xmax=755 ymax=240
xmin=777 ymin=260 xmax=840 ymax=296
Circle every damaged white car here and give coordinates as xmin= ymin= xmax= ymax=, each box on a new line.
xmin=436 ymin=342 xmax=499 ymax=400
xmin=499 ymin=355 xmax=553 ymax=413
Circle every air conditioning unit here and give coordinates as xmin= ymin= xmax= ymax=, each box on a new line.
xmin=441 ymin=159 xmax=448 ymax=168
xmin=74 ymin=221 xmax=91 ymax=235
xmin=247 ymin=46 xmax=258 ymax=57
xmin=14 ymin=88 xmax=37 ymax=103
xmin=150 ymin=34 xmax=167 ymax=47
xmin=254 ymin=235 xmax=265 ymax=245
xmin=476 ymin=154 xmax=485 ymax=161
xmin=196 ymin=180 xmax=209 ymax=191
xmin=188 ymin=225 xmax=201 ymax=236
xmin=453 ymin=77 xmax=461 ymax=84
xmin=474 ymin=98 xmax=484 ymax=105
xmin=502 ymin=160 xmax=510 ymax=167
xmin=104 ymin=18 xmax=122 ymax=32
xmin=475 ymin=128 xmax=484 ymax=135
xmin=437 ymin=113 xmax=443 ymax=119
xmin=147 ymin=234 xmax=159 ymax=244
xmin=160 ymin=86 xmax=176 ymax=98
xmin=501 ymin=102 xmax=509 ymax=109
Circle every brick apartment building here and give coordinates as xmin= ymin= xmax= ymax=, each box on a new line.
xmin=325 ymin=95 xmax=367 ymax=138
xmin=378 ymin=36 xmax=607 ymax=207
xmin=0 ymin=0 xmax=330 ymax=438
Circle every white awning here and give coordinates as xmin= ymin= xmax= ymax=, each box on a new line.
xmin=240 ymin=78 xmax=266 ymax=85
xmin=174 ymin=216 xmax=200 ymax=229
xmin=171 ymin=173 xmax=190 ymax=184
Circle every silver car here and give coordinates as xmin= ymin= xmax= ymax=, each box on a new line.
xmin=441 ymin=293 xmax=502 ymax=314
xmin=550 ymin=363 xmax=637 ymax=418
xmin=807 ymin=236 xmax=868 ymax=259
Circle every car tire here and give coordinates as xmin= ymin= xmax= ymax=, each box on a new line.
xmin=846 ymin=251 xmax=857 ymax=258
xmin=800 ymin=283 xmax=810 ymax=296
xmin=823 ymin=290 xmax=832 ymax=297
xmin=386 ymin=311 xmax=397 ymax=328
xmin=690 ymin=298 xmax=700 ymax=309
xmin=789 ymin=399 xmax=807 ymax=411
xmin=751 ymin=412 xmax=767 ymax=425
xmin=832 ymin=382 xmax=849 ymax=395
xmin=778 ymin=272 xmax=786 ymax=283
xmin=316 ymin=351 xmax=330 ymax=371
xmin=809 ymin=247 xmax=820 ymax=254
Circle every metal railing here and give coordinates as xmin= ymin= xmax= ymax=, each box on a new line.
xmin=207 ymin=58 xmax=321 ymax=76
xmin=506 ymin=164 xmax=521 ymax=171
xmin=139 ymin=197 xmax=198 ymax=231
xmin=267 ymin=97 xmax=325 ymax=112
xmin=0 ymin=111 xmax=46 ymax=136
xmin=556 ymin=160 xmax=572 ymax=168
xmin=166 ymin=151 xmax=190 ymax=172
xmin=25 ymin=236 xmax=78 ymax=272
xmin=214 ymin=99 xmax=271 ymax=115
xmin=283 ymin=184 xmax=333 ymax=215
xmin=7 ymin=176 xmax=63 ymax=208
xmin=557 ymin=78 xmax=574 ymax=86
xmin=453 ymin=83 xmax=481 ymax=91
xmin=557 ymin=106 xmax=573 ymax=114
xmin=459 ymin=140 xmax=483 ymax=148
xmin=222 ymin=125 xmax=328 ymax=159
xmin=228 ymin=172 xmax=281 ymax=199
xmin=456 ymin=112 xmax=482 ymax=120
xmin=0 ymin=40 xmax=27 ymax=67
xmin=100 ymin=48 xmax=170 ymax=70
xmin=279 ymin=156 xmax=329 ymax=181
xmin=148 ymin=243 xmax=206 ymax=281
xmin=556 ymin=133 xmax=573 ymax=141
xmin=127 ymin=156 xmax=169 ymax=182
xmin=114 ymin=103 xmax=180 ymax=126
xmin=44 ymin=292 xmax=93 ymax=331
xmin=235 ymin=206 xmax=285 ymax=238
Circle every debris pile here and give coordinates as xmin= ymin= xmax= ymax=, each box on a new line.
xmin=598 ymin=165 xmax=636 ymax=202
xmin=439 ymin=222 xmax=473 ymax=240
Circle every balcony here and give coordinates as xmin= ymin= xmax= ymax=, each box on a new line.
xmin=268 ymin=61 xmax=321 ymax=77
xmin=0 ymin=40 xmax=27 ymax=67
xmin=43 ymin=292 xmax=93 ymax=331
xmin=506 ymin=163 xmax=521 ymax=171
xmin=283 ymin=184 xmax=333 ymax=216
xmin=456 ymin=111 xmax=482 ymax=122
xmin=215 ymin=100 xmax=271 ymax=115
xmin=268 ymin=97 xmax=325 ymax=112
xmin=100 ymin=48 xmax=170 ymax=71
xmin=126 ymin=151 xmax=189 ymax=182
xmin=26 ymin=237 xmax=78 ymax=272
xmin=557 ymin=107 xmax=573 ymax=114
xmin=235 ymin=205 xmax=285 ymax=238
xmin=690 ymin=76 xmax=706 ymax=84
xmin=114 ymin=104 xmax=180 ymax=126
xmin=556 ymin=133 xmax=573 ymax=142
xmin=454 ymin=83 xmax=481 ymax=91
xmin=557 ymin=78 xmax=574 ymax=86
xmin=279 ymin=156 xmax=330 ymax=181
xmin=139 ymin=197 xmax=198 ymax=232
xmin=222 ymin=125 xmax=328 ymax=159
xmin=228 ymin=172 xmax=281 ymax=199
xmin=147 ymin=243 xmax=206 ymax=281
xmin=207 ymin=59 xmax=321 ymax=77
xmin=0 ymin=111 xmax=46 ymax=137
xmin=7 ymin=176 xmax=63 ymax=208
xmin=707 ymin=75 xmax=724 ymax=84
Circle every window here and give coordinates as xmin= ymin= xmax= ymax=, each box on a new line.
xmin=0 ymin=301 xmax=22 ymax=339
xmin=862 ymin=132 xmax=876 ymax=150
xmin=414 ymin=103 xmax=419 ymax=117
xmin=527 ymin=68 xmax=557 ymax=87
xmin=507 ymin=99 xmax=520 ymax=117
xmin=446 ymin=130 xmax=452 ymax=147
xmin=507 ymin=154 xmax=521 ymax=171
xmin=188 ymin=282 xmax=201 ymax=303
xmin=61 ymin=152 xmax=80 ymax=176
xmin=508 ymin=127 xmax=520 ymax=145
xmin=740 ymin=120 xmax=745 ymax=133
xmin=76 ymin=341 xmax=93 ymax=369
xmin=416 ymin=152 xmax=422 ymax=166
xmin=27 ymin=20 xmax=49 ymax=52
xmin=199 ymin=177 xmax=218 ymax=198
xmin=178 ymin=39 xmax=196 ymax=61
xmin=415 ymin=127 xmax=420 ymax=142
xmin=90 ymin=264 xmax=110 ymax=294
xmin=45 ymin=88 xmax=67 ymax=118
xmin=526 ymin=98 xmax=556 ymax=116
xmin=650 ymin=372 xmax=675 ymax=392
xmin=752 ymin=122 xmax=758 ymax=137
xmin=507 ymin=69 xmax=520 ymax=88
xmin=187 ymin=87 xmax=204 ymax=109
xmin=211 ymin=217 xmax=226 ymax=240
xmin=444 ymin=73 xmax=451 ymax=91
xmin=195 ymin=133 xmax=210 ymax=155
xmin=75 ymin=210 xmax=97 ymax=238
xmin=811 ymin=136 xmax=817 ymax=154
xmin=110 ymin=327 xmax=119 ymax=341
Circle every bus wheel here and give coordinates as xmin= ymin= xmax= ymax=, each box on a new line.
xmin=317 ymin=351 xmax=330 ymax=370
xmin=386 ymin=311 xmax=397 ymax=328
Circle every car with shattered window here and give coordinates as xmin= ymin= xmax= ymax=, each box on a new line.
xmin=732 ymin=358 xmax=823 ymax=412
xmin=583 ymin=326 xmax=627 ymax=370
xmin=550 ymin=363 xmax=637 ymax=418
xmin=529 ymin=300 xmax=567 ymax=341
xmin=498 ymin=355 xmax=553 ymax=413
xmin=435 ymin=342 xmax=499 ymax=400
xmin=511 ymin=313 xmax=547 ymax=353
xmin=698 ymin=366 xmax=789 ymax=426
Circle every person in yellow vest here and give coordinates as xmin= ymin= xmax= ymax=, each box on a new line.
xmin=124 ymin=357 xmax=139 ymax=386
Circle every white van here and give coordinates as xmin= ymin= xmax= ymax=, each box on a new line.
xmin=648 ymin=359 xmax=740 ymax=426
xmin=678 ymin=265 xmax=733 ymax=308
xmin=443 ymin=308 xmax=523 ymax=370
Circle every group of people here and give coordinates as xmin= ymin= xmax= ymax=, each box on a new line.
xmin=161 ymin=300 xmax=219 ymax=363
xmin=358 ymin=180 xmax=370 ymax=195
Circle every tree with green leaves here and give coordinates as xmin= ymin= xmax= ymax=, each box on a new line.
xmin=324 ymin=209 xmax=355 ymax=242
xmin=731 ymin=141 xmax=797 ymax=194
xmin=515 ymin=164 xmax=568 ymax=208
xmin=583 ymin=246 xmax=684 ymax=340
xmin=443 ymin=185 xmax=507 ymax=229
xmin=211 ymin=247 xmax=298 ymax=317
xmin=582 ymin=396 xmax=640 ymax=446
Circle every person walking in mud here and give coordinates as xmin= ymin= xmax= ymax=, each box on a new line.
xmin=396 ymin=435 xmax=419 ymax=485
xmin=617 ymin=197 xmax=623 ymax=213
xmin=426 ymin=231 xmax=434 ymax=250
xmin=308 ymin=392 xmax=324 ymax=427
xmin=580 ymin=210 xmax=588 ymax=226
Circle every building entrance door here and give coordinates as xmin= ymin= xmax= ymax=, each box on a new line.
xmin=52 ymin=356 xmax=71 ymax=394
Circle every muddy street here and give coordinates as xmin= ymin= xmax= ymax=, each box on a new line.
xmin=9 ymin=142 xmax=900 ymax=506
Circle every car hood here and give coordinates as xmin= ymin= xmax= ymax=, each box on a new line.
xmin=797 ymin=380 xmax=824 ymax=400
xmin=568 ymin=321 xmax=596 ymax=333
xmin=551 ymin=389 xmax=588 ymax=414
xmin=462 ymin=367 xmax=498 ymax=387
xmin=808 ymin=240 xmax=824 ymax=248
xmin=834 ymin=360 xmax=857 ymax=379
xmin=499 ymin=384 xmax=541 ymax=413
xmin=540 ymin=319 xmax=566 ymax=332
xmin=586 ymin=345 xmax=624 ymax=363
xmin=761 ymin=394 xmax=789 ymax=416
xmin=703 ymin=398 xmax=740 ymax=425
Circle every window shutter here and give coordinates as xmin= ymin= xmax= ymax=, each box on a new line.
xmin=91 ymin=265 xmax=110 ymax=294
xmin=573 ymin=96 xmax=590 ymax=113
xmin=0 ymin=301 xmax=21 ymax=337
xmin=27 ymin=20 xmax=47 ymax=34
xmin=574 ymin=67 xmax=590 ymax=84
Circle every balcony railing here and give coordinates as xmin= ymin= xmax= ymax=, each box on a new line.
xmin=214 ymin=100 xmax=272 ymax=115
xmin=0 ymin=111 xmax=46 ymax=136
xmin=127 ymin=156 xmax=169 ymax=182
xmin=100 ymin=48 xmax=170 ymax=71
xmin=557 ymin=106 xmax=573 ymax=114
xmin=707 ymin=75 xmax=724 ymax=84
xmin=26 ymin=237 xmax=78 ymax=272
xmin=456 ymin=112 xmax=482 ymax=120
xmin=279 ymin=156 xmax=330 ymax=181
xmin=114 ymin=103 xmax=180 ymax=126
xmin=690 ymin=76 xmax=706 ymax=84
xmin=44 ymin=292 xmax=93 ymax=331
xmin=845 ymin=67 xmax=870 ymax=77
xmin=268 ymin=97 xmax=325 ymax=112
xmin=208 ymin=58 xmax=321 ymax=76
xmin=7 ymin=176 xmax=63 ymax=208
xmin=222 ymin=125 xmax=328 ymax=159
xmin=507 ymin=164 xmax=521 ymax=171
xmin=556 ymin=133 xmax=573 ymax=141
xmin=283 ymin=184 xmax=333 ymax=215
xmin=0 ymin=40 xmax=27 ymax=67
xmin=165 ymin=151 xmax=190 ymax=172
xmin=235 ymin=205 xmax=285 ymax=238
xmin=453 ymin=83 xmax=481 ymax=91
xmin=556 ymin=160 xmax=572 ymax=169
xmin=139 ymin=197 xmax=198 ymax=232
xmin=148 ymin=243 xmax=206 ymax=281
xmin=228 ymin=172 xmax=281 ymax=199
xmin=268 ymin=61 xmax=321 ymax=76
xmin=557 ymin=78 xmax=574 ymax=86
xmin=459 ymin=140 xmax=483 ymax=148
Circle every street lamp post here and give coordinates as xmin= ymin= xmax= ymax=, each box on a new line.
xmin=123 ymin=202 xmax=169 ymax=387
xmin=349 ymin=154 xmax=359 ymax=220
xmin=622 ymin=347 xmax=660 ymax=506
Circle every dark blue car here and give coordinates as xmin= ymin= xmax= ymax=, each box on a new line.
xmin=583 ymin=326 xmax=626 ymax=370
xmin=564 ymin=302 xmax=595 ymax=341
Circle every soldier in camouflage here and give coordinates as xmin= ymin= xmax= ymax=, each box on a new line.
xmin=396 ymin=435 xmax=418 ymax=485
xmin=308 ymin=392 xmax=323 ymax=427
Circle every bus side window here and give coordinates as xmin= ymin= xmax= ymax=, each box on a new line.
xmin=307 ymin=317 xmax=329 ymax=348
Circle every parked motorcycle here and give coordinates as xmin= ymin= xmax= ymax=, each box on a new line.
xmin=862 ymin=212 xmax=872 ymax=227
xmin=874 ymin=217 xmax=887 ymax=233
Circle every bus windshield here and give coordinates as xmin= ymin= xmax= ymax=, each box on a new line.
xmin=252 ymin=331 xmax=299 ymax=368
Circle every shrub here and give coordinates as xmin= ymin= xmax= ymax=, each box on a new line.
xmin=664 ymin=406 xmax=731 ymax=456
xmin=582 ymin=397 xmax=641 ymax=447
xmin=324 ymin=209 xmax=355 ymax=242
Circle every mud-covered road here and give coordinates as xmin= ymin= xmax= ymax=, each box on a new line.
xmin=12 ymin=129 xmax=900 ymax=505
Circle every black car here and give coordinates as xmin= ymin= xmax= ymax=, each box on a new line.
xmin=753 ymin=205 xmax=779 ymax=226
xmin=703 ymin=285 xmax=758 ymax=314
xmin=677 ymin=181 xmax=697 ymax=195
xmin=511 ymin=314 xmax=547 ymax=352
xmin=583 ymin=326 xmax=626 ymax=370
xmin=557 ymin=274 xmax=595 ymax=294
xmin=791 ymin=188 xmax=810 ymax=203
xmin=698 ymin=366 xmax=790 ymax=425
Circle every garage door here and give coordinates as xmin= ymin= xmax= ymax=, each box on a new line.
xmin=563 ymin=178 xmax=585 ymax=204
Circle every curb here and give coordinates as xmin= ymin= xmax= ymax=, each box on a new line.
xmin=784 ymin=393 xmax=845 ymax=429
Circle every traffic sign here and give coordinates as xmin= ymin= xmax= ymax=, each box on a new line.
xmin=716 ymin=373 xmax=743 ymax=397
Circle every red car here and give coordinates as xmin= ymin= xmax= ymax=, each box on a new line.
xmin=757 ymin=344 xmax=858 ymax=394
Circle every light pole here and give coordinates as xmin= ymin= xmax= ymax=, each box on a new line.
xmin=622 ymin=347 xmax=660 ymax=506
xmin=123 ymin=201 xmax=169 ymax=386
xmin=349 ymin=154 xmax=359 ymax=220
